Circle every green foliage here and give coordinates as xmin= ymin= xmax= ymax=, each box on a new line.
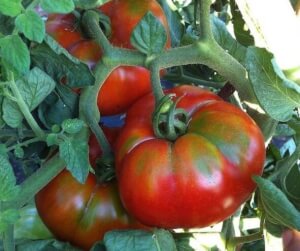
xmin=0 ymin=35 xmax=30 ymax=75
xmin=40 ymin=0 xmax=75 ymax=14
xmin=211 ymin=15 xmax=247 ymax=64
xmin=31 ymin=36 xmax=95 ymax=88
xmin=254 ymin=176 xmax=300 ymax=230
xmin=62 ymin=119 xmax=85 ymax=134
xmin=38 ymin=88 xmax=79 ymax=129
xmin=131 ymin=12 xmax=167 ymax=55
xmin=0 ymin=0 xmax=23 ymax=17
xmin=0 ymin=209 xmax=19 ymax=233
xmin=59 ymin=137 xmax=90 ymax=184
xmin=0 ymin=145 xmax=20 ymax=201
xmin=2 ymin=67 xmax=56 ymax=128
xmin=0 ymin=1 xmax=299 ymax=250
xmin=245 ymin=47 xmax=300 ymax=122
xmin=103 ymin=229 xmax=177 ymax=251
xmin=15 ymin=10 xmax=45 ymax=43
xmin=157 ymin=0 xmax=184 ymax=47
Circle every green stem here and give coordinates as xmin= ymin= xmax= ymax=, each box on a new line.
xmin=79 ymin=63 xmax=113 ymax=157
xmin=80 ymin=2 xmax=275 ymax=139
xmin=7 ymin=72 xmax=45 ymax=139
xmin=199 ymin=0 xmax=213 ymax=40
xmin=228 ymin=231 xmax=264 ymax=248
xmin=164 ymin=70 xmax=225 ymax=89
xmin=2 ymin=225 xmax=15 ymax=251
xmin=82 ymin=10 xmax=112 ymax=55
xmin=227 ymin=213 xmax=265 ymax=249
xmin=2 ymin=154 xmax=65 ymax=210
xmin=6 ymin=137 xmax=42 ymax=152
xmin=0 ymin=129 xmax=37 ymax=138
xmin=150 ymin=63 xmax=165 ymax=104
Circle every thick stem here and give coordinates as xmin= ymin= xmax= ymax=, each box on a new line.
xmin=199 ymin=0 xmax=213 ymax=40
xmin=2 ymin=154 xmax=65 ymax=210
xmin=79 ymin=63 xmax=113 ymax=157
xmin=2 ymin=225 xmax=15 ymax=251
xmin=150 ymin=63 xmax=165 ymax=104
xmin=82 ymin=10 xmax=112 ymax=55
xmin=6 ymin=137 xmax=42 ymax=152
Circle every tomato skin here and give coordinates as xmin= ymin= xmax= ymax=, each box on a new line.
xmin=115 ymin=85 xmax=266 ymax=229
xmin=46 ymin=14 xmax=83 ymax=49
xmin=35 ymin=170 xmax=145 ymax=250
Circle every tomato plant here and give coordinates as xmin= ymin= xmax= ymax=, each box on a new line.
xmin=35 ymin=170 xmax=146 ymax=251
xmin=115 ymin=85 xmax=266 ymax=228
xmin=1 ymin=0 xmax=300 ymax=251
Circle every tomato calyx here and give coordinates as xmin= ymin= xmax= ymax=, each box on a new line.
xmin=152 ymin=94 xmax=189 ymax=141
xmin=94 ymin=154 xmax=116 ymax=183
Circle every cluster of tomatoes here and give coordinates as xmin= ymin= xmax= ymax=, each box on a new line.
xmin=35 ymin=1 xmax=266 ymax=250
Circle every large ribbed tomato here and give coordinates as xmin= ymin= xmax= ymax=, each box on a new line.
xmin=115 ymin=85 xmax=266 ymax=229
xmin=35 ymin=170 xmax=146 ymax=251
xmin=46 ymin=0 xmax=171 ymax=115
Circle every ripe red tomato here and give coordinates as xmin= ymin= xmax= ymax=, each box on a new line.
xmin=46 ymin=13 xmax=83 ymax=49
xmin=45 ymin=0 xmax=171 ymax=116
xmin=115 ymin=85 xmax=266 ymax=229
xmin=35 ymin=170 xmax=146 ymax=250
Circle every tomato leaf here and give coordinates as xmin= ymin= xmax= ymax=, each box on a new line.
xmin=0 ymin=145 xmax=20 ymax=201
xmin=0 ymin=209 xmax=20 ymax=233
xmin=0 ymin=0 xmax=23 ymax=17
xmin=157 ymin=0 xmax=184 ymax=47
xmin=229 ymin=0 xmax=254 ymax=47
xmin=15 ymin=10 xmax=45 ymax=43
xmin=31 ymin=38 xmax=95 ymax=88
xmin=38 ymin=85 xmax=79 ymax=129
xmin=279 ymin=147 xmax=300 ymax=210
xmin=12 ymin=239 xmax=82 ymax=251
xmin=17 ymin=67 xmax=56 ymax=110
xmin=254 ymin=176 xmax=300 ymax=230
xmin=2 ymin=67 xmax=56 ymax=128
xmin=131 ymin=11 xmax=167 ymax=55
xmin=0 ymin=14 xmax=15 ymax=35
xmin=40 ymin=0 xmax=75 ymax=14
xmin=0 ymin=97 xmax=5 ymax=129
xmin=59 ymin=137 xmax=90 ymax=184
xmin=245 ymin=47 xmax=300 ymax=121
xmin=0 ymin=35 xmax=30 ymax=75
xmin=73 ymin=0 xmax=102 ymax=9
xmin=62 ymin=119 xmax=85 ymax=134
xmin=211 ymin=16 xmax=247 ymax=64
xmin=2 ymin=98 xmax=23 ymax=128
xmin=104 ymin=229 xmax=177 ymax=251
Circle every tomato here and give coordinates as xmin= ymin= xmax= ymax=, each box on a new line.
xmin=35 ymin=170 xmax=146 ymax=251
xmin=46 ymin=14 xmax=83 ymax=49
xmin=115 ymin=85 xmax=266 ymax=229
xmin=45 ymin=1 xmax=171 ymax=115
